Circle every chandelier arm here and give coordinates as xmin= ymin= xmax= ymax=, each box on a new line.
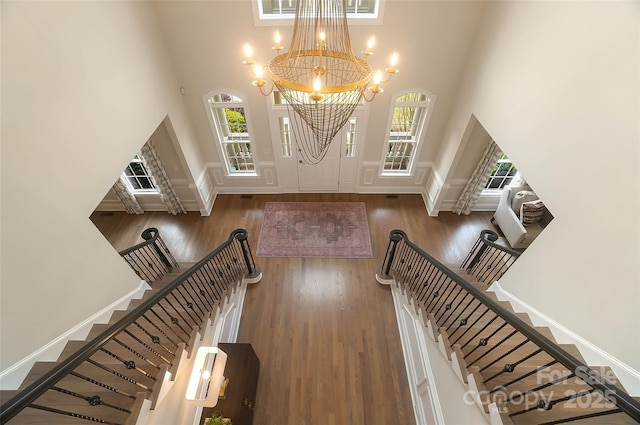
xmin=381 ymin=68 xmax=399 ymax=84
xmin=257 ymin=82 xmax=276 ymax=97
xmin=362 ymin=87 xmax=377 ymax=103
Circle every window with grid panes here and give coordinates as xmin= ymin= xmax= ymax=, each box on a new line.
xmin=382 ymin=92 xmax=430 ymax=174
xmin=123 ymin=155 xmax=157 ymax=193
xmin=258 ymin=0 xmax=379 ymax=19
xmin=208 ymin=93 xmax=256 ymax=174
xmin=484 ymin=153 xmax=519 ymax=189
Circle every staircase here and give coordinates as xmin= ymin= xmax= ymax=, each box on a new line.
xmin=378 ymin=229 xmax=640 ymax=425
xmin=0 ymin=229 xmax=261 ymax=425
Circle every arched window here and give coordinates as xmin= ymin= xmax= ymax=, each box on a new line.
xmin=381 ymin=91 xmax=433 ymax=175
xmin=207 ymin=93 xmax=256 ymax=174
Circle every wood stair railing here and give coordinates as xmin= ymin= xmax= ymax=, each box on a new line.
xmin=118 ymin=227 xmax=180 ymax=283
xmin=460 ymin=229 xmax=521 ymax=285
xmin=0 ymin=229 xmax=260 ymax=425
xmin=378 ymin=229 xmax=640 ymax=425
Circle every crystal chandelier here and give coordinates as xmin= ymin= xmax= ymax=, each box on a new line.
xmin=243 ymin=0 xmax=399 ymax=164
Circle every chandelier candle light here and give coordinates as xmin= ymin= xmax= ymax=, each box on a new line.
xmin=243 ymin=0 xmax=399 ymax=164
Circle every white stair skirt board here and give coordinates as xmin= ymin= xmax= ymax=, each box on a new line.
xmin=134 ymin=399 xmax=153 ymax=425
xmin=488 ymin=281 xmax=640 ymax=396
xmin=391 ymin=284 xmax=490 ymax=425
xmin=144 ymin=279 xmax=248 ymax=425
xmin=0 ymin=280 xmax=152 ymax=390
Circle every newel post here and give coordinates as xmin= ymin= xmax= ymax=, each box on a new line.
xmin=141 ymin=227 xmax=175 ymax=271
xmin=233 ymin=229 xmax=261 ymax=280
xmin=376 ymin=230 xmax=405 ymax=285
xmin=466 ymin=229 xmax=499 ymax=271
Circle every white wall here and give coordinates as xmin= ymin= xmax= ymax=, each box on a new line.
xmin=435 ymin=1 xmax=640 ymax=371
xmin=94 ymin=119 xmax=201 ymax=212
xmin=0 ymin=2 xmax=200 ymax=370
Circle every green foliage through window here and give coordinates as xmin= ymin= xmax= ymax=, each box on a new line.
xmin=225 ymin=108 xmax=246 ymax=133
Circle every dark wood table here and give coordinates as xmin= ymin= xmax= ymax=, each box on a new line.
xmin=200 ymin=343 xmax=260 ymax=425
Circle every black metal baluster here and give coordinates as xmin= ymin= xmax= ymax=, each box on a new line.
xmin=508 ymin=372 xmax=575 ymax=405
xmin=27 ymin=404 xmax=124 ymax=425
xmin=452 ymin=305 xmax=493 ymax=347
xmin=181 ymin=278 xmax=209 ymax=317
xmin=99 ymin=347 xmax=157 ymax=379
xmin=139 ymin=313 xmax=180 ymax=348
xmin=84 ymin=359 xmax=151 ymax=390
xmin=165 ymin=293 xmax=198 ymax=328
xmin=478 ymin=338 xmax=531 ymax=373
xmin=109 ymin=338 xmax=161 ymax=369
xmin=131 ymin=322 xmax=174 ymax=357
xmin=490 ymin=360 xmax=558 ymax=391
xmin=433 ymin=280 xmax=463 ymax=322
xmin=456 ymin=303 xmax=495 ymax=346
xmin=168 ymin=291 xmax=199 ymax=326
xmin=460 ymin=315 xmax=501 ymax=352
xmin=483 ymin=348 xmax=545 ymax=385
xmin=51 ymin=386 xmax=132 ymax=413
xmin=538 ymin=408 xmax=625 ymax=425
xmin=175 ymin=284 xmax=206 ymax=318
xmin=442 ymin=294 xmax=475 ymax=333
xmin=466 ymin=329 xmax=519 ymax=367
xmin=439 ymin=291 xmax=471 ymax=330
xmin=147 ymin=306 xmax=189 ymax=344
xmin=122 ymin=329 xmax=172 ymax=364
xmin=69 ymin=371 xmax=136 ymax=399
xmin=449 ymin=300 xmax=484 ymax=342
xmin=190 ymin=270 xmax=215 ymax=309
xmin=424 ymin=273 xmax=451 ymax=313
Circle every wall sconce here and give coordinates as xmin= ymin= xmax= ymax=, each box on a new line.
xmin=185 ymin=346 xmax=227 ymax=406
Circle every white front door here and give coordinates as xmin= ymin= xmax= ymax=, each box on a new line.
xmin=269 ymin=105 xmax=363 ymax=192
xmin=297 ymin=115 xmax=360 ymax=191
xmin=297 ymin=134 xmax=342 ymax=191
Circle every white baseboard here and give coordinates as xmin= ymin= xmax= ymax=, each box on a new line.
xmin=488 ymin=281 xmax=640 ymax=396
xmin=0 ymin=280 xmax=151 ymax=390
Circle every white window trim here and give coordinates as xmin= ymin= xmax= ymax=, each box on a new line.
xmin=203 ymin=90 xmax=259 ymax=177
xmin=482 ymin=171 xmax=523 ymax=194
xmin=252 ymin=0 xmax=385 ymax=26
xmin=122 ymin=156 xmax=158 ymax=194
xmin=379 ymin=90 xmax=436 ymax=177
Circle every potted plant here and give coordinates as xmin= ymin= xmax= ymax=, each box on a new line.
xmin=204 ymin=412 xmax=231 ymax=425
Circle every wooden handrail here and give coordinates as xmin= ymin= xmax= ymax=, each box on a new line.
xmin=381 ymin=229 xmax=640 ymax=422
xmin=0 ymin=229 xmax=256 ymax=424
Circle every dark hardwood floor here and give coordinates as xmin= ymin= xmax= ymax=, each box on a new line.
xmin=90 ymin=194 xmax=494 ymax=425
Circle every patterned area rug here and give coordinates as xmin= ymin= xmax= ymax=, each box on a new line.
xmin=257 ymin=202 xmax=372 ymax=258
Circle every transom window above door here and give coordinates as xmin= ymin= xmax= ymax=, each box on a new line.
xmin=257 ymin=0 xmax=381 ymax=21
xmin=206 ymin=93 xmax=257 ymax=175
